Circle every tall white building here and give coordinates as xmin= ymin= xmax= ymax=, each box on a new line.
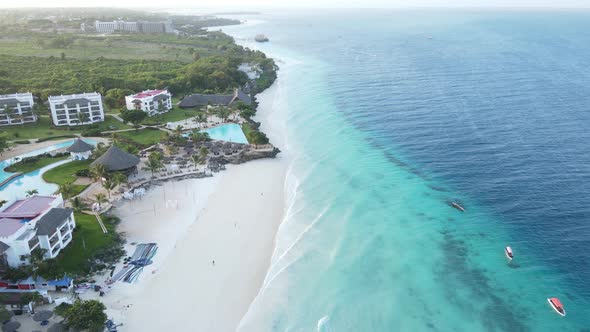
xmin=48 ymin=92 xmax=105 ymax=126
xmin=125 ymin=89 xmax=172 ymax=116
xmin=95 ymin=20 xmax=171 ymax=34
xmin=0 ymin=194 xmax=76 ymax=267
xmin=0 ymin=92 xmax=37 ymax=126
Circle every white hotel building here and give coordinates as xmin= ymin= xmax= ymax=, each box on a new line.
xmin=48 ymin=92 xmax=105 ymax=126
xmin=0 ymin=92 xmax=37 ymax=126
xmin=125 ymin=89 xmax=172 ymax=116
xmin=0 ymin=195 xmax=76 ymax=268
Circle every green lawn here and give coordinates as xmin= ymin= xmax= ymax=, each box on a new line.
xmin=141 ymin=107 xmax=202 ymax=126
xmin=4 ymin=155 xmax=68 ymax=173
xmin=42 ymin=160 xmax=92 ymax=197
xmin=52 ymin=212 xmax=117 ymax=276
xmin=0 ymin=115 xmax=130 ymax=140
xmin=116 ymin=128 xmax=167 ymax=147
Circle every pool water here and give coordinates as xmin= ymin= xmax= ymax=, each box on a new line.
xmin=0 ymin=139 xmax=96 ymax=201
xmin=202 ymin=124 xmax=249 ymax=144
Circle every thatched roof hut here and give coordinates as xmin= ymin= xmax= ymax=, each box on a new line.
xmin=90 ymin=145 xmax=140 ymax=173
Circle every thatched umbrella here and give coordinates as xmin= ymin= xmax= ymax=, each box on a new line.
xmin=47 ymin=322 xmax=65 ymax=332
xmin=33 ymin=310 xmax=53 ymax=322
xmin=223 ymin=142 xmax=232 ymax=149
xmin=1 ymin=321 xmax=20 ymax=332
xmin=204 ymin=141 xmax=212 ymax=148
xmin=223 ymin=149 xmax=232 ymax=155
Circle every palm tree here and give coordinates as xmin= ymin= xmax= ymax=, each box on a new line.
xmin=90 ymin=164 xmax=107 ymax=184
xmin=111 ymin=172 xmax=127 ymax=188
xmin=142 ymin=157 xmax=163 ymax=177
xmin=198 ymin=146 xmax=209 ymax=164
xmin=78 ymin=111 xmax=90 ymax=124
xmin=91 ymin=142 xmax=108 ymax=159
xmin=173 ymin=125 xmax=184 ymax=138
xmin=71 ymin=196 xmax=87 ymax=213
xmin=166 ymin=144 xmax=178 ymax=156
xmin=102 ymin=178 xmax=115 ymax=199
xmin=29 ymin=248 xmax=47 ymax=279
xmin=59 ymin=181 xmax=74 ymax=200
xmin=94 ymin=193 xmax=107 ymax=209
xmin=191 ymin=154 xmax=200 ymax=170
xmin=25 ymin=189 xmax=38 ymax=197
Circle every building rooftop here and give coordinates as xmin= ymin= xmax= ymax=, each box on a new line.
xmin=35 ymin=208 xmax=73 ymax=236
xmin=66 ymin=138 xmax=94 ymax=153
xmin=0 ymin=196 xmax=57 ymax=219
xmin=0 ymin=218 xmax=26 ymax=238
xmin=132 ymin=90 xmax=165 ymax=99
xmin=90 ymin=145 xmax=140 ymax=172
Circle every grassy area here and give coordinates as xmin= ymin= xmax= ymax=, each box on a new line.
xmin=0 ymin=33 xmax=234 ymax=62
xmin=241 ymin=122 xmax=254 ymax=144
xmin=0 ymin=115 xmax=130 ymax=140
xmin=116 ymin=128 xmax=167 ymax=147
xmin=52 ymin=212 xmax=118 ymax=276
xmin=42 ymin=159 xmax=92 ymax=197
xmin=4 ymin=155 xmax=68 ymax=173
xmin=141 ymin=107 xmax=201 ymax=126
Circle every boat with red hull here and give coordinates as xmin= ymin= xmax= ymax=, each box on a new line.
xmin=547 ymin=297 xmax=566 ymax=317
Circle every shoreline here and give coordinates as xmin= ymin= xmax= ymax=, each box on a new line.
xmin=84 ymin=63 xmax=288 ymax=330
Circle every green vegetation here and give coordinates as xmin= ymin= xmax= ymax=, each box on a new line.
xmin=62 ymin=299 xmax=107 ymax=332
xmin=242 ymin=122 xmax=270 ymax=145
xmin=5 ymin=153 xmax=68 ymax=173
xmin=43 ymin=160 xmax=92 ymax=197
xmin=141 ymin=107 xmax=201 ymax=125
xmin=0 ymin=116 xmax=130 ymax=140
xmin=116 ymin=128 xmax=167 ymax=147
xmin=50 ymin=213 xmax=121 ymax=276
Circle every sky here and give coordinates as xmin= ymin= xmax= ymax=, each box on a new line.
xmin=2 ymin=0 xmax=590 ymax=9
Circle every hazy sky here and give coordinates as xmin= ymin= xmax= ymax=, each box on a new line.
xmin=3 ymin=0 xmax=590 ymax=8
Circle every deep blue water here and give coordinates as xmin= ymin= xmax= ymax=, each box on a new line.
xmin=220 ymin=9 xmax=590 ymax=331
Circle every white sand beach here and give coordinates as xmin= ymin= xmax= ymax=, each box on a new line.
xmin=81 ymin=80 xmax=288 ymax=331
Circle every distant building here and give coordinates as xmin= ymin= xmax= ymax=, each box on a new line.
xmin=179 ymin=88 xmax=252 ymax=109
xmin=95 ymin=21 xmax=117 ymax=33
xmin=0 ymin=195 xmax=76 ymax=267
xmin=125 ymin=89 xmax=172 ymax=116
xmin=95 ymin=20 xmax=172 ymax=34
xmin=0 ymin=93 xmax=37 ymax=127
xmin=66 ymin=138 xmax=95 ymax=160
xmin=48 ymin=92 xmax=105 ymax=126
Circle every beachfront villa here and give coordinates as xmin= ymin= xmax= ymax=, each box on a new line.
xmin=125 ymin=89 xmax=172 ymax=116
xmin=179 ymin=88 xmax=252 ymax=109
xmin=90 ymin=145 xmax=140 ymax=175
xmin=0 ymin=194 xmax=76 ymax=268
xmin=66 ymin=138 xmax=95 ymax=160
xmin=95 ymin=20 xmax=174 ymax=34
xmin=0 ymin=92 xmax=37 ymax=127
xmin=48 ymin=92 xmax=105 ymax=126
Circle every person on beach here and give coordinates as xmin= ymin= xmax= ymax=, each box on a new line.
xmin=212 ymin=260 xmax=215 ymax=266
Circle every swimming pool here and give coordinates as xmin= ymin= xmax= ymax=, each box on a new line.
xmin=202 ymin=124 xmax=249 ymax=144
xmin=0 ymin=139 xmax=96 ymax=201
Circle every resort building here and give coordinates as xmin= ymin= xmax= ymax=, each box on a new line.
xmin=66 ymin=138 xmax=95 ymax=160
xmin=90 ymin=145 xmax=140 ymax=175
xmin=0 ymin=92 xmax=37 ymax=127
xmin=179 ymin=88 xmax=252 ymax=109
xmin=95 ymin=20 xmax=173 ymax=34
xmin=125 ymin=89 xmax=172 ymax=116
xmin=0 ymin=195 xmax=76 ymax=268
xmin=48 ymin=92 xmax=105 ymax=126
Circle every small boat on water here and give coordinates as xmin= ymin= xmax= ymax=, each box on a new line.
xmin=505 ymin=246 xmax=514 ymax=260
xmin=450 ymin=202 xmax=465 ymax=212
xmin=547 ymin=297 xmax=566 ymax=317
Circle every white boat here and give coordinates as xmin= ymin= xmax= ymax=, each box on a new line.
xmin=504 ymin=246 xmax=514 ymax=260
xmin=547 ymin=297 xmax=566 ymax=317
xmin=450 ymin=201 xmax=465 ymax=212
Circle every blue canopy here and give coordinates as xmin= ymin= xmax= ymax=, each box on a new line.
xmin=47 ymin=276 xmax=73 ymax=287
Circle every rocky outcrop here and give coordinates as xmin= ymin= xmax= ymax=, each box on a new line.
xmin=209 ymin=146 xmax=281 ymax=166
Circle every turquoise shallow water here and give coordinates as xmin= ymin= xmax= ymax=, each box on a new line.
xmin=217 ymin=10 xmax=590 ymax=331
xmin=202 ymin=123 xmax=248 ymax=144
xmin=0 ymin=139 xmax=96 ymax=201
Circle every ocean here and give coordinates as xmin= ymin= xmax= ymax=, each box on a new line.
xmin=218 ymin=9 xmax=590 ymax=331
